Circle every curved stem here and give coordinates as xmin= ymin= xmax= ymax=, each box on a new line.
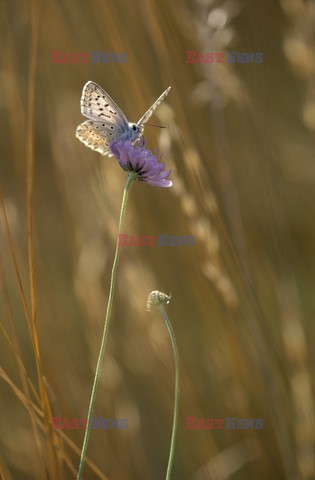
xmin=159 ymin=305 xmax=179 ymax=480
xmin=77 ymin=173 xmax=136 ymax=480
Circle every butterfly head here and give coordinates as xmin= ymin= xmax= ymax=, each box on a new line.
xmin=127 ymin=122 xmax=141 ymax=142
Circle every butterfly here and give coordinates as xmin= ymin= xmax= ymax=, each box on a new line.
xmin=76 ymin=81 xmax=171 ymax=156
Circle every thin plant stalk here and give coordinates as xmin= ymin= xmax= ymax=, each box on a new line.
xmin=159 ymin=305 xmax=179 ymax=480
xmin=77 ymin=172 xmax=136 ymax=480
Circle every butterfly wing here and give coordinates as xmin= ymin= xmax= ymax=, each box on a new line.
xmin=76 ymin=120 xmax=121 ymax=156
xmin=80 ymin=81 xmax=129 ymax=126
xmin=77 ymin=81 xmax=130 ymax=156
xmin=137 ymin=86 xmax=171 ymax=126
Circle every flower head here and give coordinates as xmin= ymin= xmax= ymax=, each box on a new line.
xmin=110 ymin=138 xmax=172 ymax=188
xmin=146 ymin=290 xmax=171 ymax=311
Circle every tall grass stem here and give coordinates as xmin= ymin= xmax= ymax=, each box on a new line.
xmin=77 ymin=172 xmax=136 ymax=479
xmin=159 ymin=305 xmax=179 ymax=480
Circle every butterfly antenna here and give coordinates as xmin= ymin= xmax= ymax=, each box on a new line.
xmin=145 ymin=123 xmax=167 ymax=129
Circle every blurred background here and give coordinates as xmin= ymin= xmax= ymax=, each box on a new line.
xmin=1 ymin=0 xmax=315 ymax=479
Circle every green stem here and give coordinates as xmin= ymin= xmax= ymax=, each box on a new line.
xmin=159 ymin=305 xmax=179 ymax=480
xmin=77 ymin=173 xmax=136 ymax=480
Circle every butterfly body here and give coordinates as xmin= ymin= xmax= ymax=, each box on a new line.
xmin=76 ymin=81 xmax=170 ymax=156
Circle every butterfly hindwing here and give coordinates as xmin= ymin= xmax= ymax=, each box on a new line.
xmin=75 ymin=120 xmax=121 ymax=156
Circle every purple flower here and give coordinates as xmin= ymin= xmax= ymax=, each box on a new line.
xmin=110 ymin=138 xmax=172 ymax=188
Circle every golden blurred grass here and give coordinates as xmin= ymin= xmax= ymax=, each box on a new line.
xmin=0 ymin=0 xmax=315 ymax=479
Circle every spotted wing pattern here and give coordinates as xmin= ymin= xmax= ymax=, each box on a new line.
xmin=76 ymin=120 xmax=114 ymax=155
xmin=76 ymin=81 xmax=130 ymax=156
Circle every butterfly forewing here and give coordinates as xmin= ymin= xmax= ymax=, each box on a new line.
xmin=137 ymin=86 xmax=171 ymax=126
xmin=80 ymin=81 xmax=129 ymax=126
